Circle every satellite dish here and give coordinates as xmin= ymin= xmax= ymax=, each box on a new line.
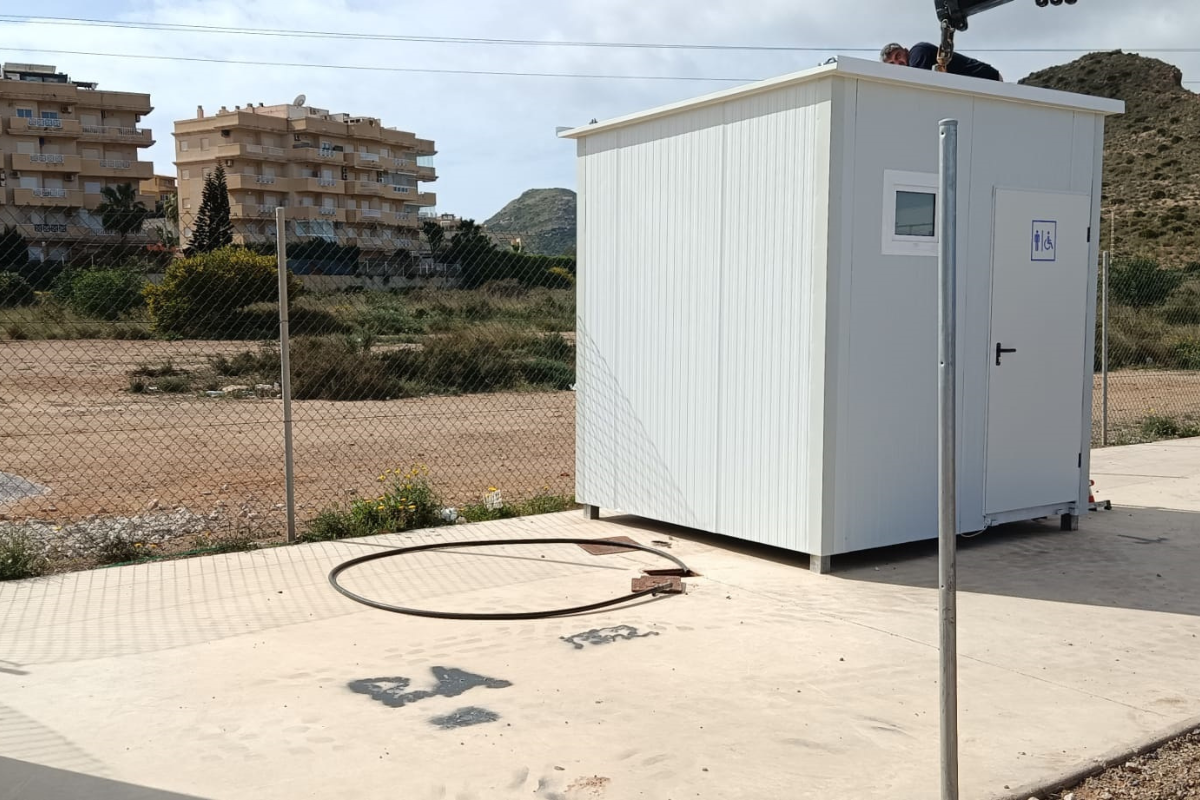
xmin=292 ymin=93 xmax=306 ymax=107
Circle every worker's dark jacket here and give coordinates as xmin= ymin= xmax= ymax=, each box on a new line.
xmin=908 ymin=42 xmax=1001 ymax=81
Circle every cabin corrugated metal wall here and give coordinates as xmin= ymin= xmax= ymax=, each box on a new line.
xmin=576 ymin=81 xmax=833 ymax=550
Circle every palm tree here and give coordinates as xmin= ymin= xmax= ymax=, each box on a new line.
xmin=95 ymin=183 xmax=149 ymax=242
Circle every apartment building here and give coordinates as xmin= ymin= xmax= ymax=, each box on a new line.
xmin=173 ymin=100 xmax=436 ymax=252
xmin=0 ymin=62 xmax=155 ymax=260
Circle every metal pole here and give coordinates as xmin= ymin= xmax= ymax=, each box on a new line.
xmin=937 ymin=118 xmax=959 ymax=800
xmin=276 ymin=208 xmax=297 ymax=543
xmin=1101 ymin=250 xmax=1110 ymax=447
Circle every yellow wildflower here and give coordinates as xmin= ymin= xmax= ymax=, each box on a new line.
xmin=488 ymin=486 xmax=498 ymax=493
xmin=408 ymin=504 xmax=417 ymax=511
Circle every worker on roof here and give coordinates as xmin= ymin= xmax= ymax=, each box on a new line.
xmin=880 ymin=42 xmax=1002 ymax=82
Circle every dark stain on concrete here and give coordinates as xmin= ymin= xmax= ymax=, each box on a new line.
xmin=429 ymin=706 xmax=500 ymax=729
xmin=348 ymin=667 xmax=512 ymax=709
xmin=561 ymin=625 xmax=659 ymax=650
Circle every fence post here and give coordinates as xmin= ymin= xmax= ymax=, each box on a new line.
xmin=276 ymin=208 xmax=297 ymax=543
xmin=937 ymin=118 xmax=960 ymax=800
xmin=1101 ymin=251 xmax=1109 ymax=447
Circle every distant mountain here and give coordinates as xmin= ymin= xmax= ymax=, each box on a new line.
xmin=1021 ymin=51 xmax=1200 ymax=264
xmin=484 ymin=189 xmax=576 ymax=256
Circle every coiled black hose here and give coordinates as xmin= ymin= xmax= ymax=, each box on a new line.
xmin=328 ymin=537 xmax=692 ymax=621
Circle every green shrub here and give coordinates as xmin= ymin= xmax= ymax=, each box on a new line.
xmin=1171 ymin=338 xmax=1200 ymax=370
xmin=1163 ymin=284 xmax=1200 ymax=325
xmin=209 ymin=349 xmax=278 ymax=378
xmin=353 ymin=296 xmax=420 ymax=336
xmin=68 ymin=268 xmax=146 ymax=320
xmin=520 ymin=356 xmax=575 ymax=390
xmin=1109 ymin=257 xmax=1183 ymax=307
xmin=458 ymin=490 xmax=574 ymax=523
xmin=301 ymin=465 xmax=442 ymax=541
xmin=132 ymin=360 xmax=185 ymax=378
xmin=0 ymin=528 xmax=48 ymax=581
xmin=1140 ymin=415 xmax=1200 ymax=441
xmin=157 ymin=375 xmax=194 ymax=393
xmin=144 ymin=247 xmax=302 ymax=338
xmin=546 ymin=266 xmax=575 ymax=289
xmin=416 ymin=327 xmax=526 ymax=392
xmin=289 ymin=336 xmax=402 ymax=401
xmin=0 ymin=272 xmax=35 ymax=308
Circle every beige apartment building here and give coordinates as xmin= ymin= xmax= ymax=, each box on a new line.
xmin=173 ymin=100 xmax=436 ymax=252
xmin=0 ymin=62 xmax=155 ymax=260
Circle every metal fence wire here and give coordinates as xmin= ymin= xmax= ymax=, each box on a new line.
xmin=0 ymin=199 xmax=576 ymax=560
xmin=4 ymin=194 xmax=1200 ymax=563
xmin=1095 ymin=250 xmax=1200 ymax=447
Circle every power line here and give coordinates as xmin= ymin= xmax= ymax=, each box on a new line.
xmin=4 ymin=14 xmax=1200 ymax=54
xmin=0 ymin=47 xmax=757 ymax=82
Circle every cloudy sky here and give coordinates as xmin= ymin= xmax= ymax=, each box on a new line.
xmin=3 ymin=1 xmax=1197 ymax=220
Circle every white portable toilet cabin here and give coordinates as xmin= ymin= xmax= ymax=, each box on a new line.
xmin=560 ymin=56 xmax=1124 ymax=572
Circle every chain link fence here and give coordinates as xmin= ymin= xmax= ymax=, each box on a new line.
xmin=1095 ymin=251 xmax=1200 ymax=447
xmin=0 ymin=196 xmax=576 ymax=572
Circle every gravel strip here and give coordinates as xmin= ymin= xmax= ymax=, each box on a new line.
xmin=1045 ymin=729 xmax=1200 ymax=800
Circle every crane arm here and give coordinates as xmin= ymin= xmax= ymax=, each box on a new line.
xmin=932 ymin=0 xmax=1078 ymax=71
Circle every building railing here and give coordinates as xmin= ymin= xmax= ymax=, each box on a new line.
xmin=31 ymin=154 xmax=67 ymax=164
xmin=391 ymin=185 xmax=412 ymax=194
xmin=319 ymin=206 xmax=337 ymax=216
xmin=256 ymin=175 xmax=276 ymax=184
xmin=317 ymin=178 xmax=337 ymax=187
xmin=34 ymin=188 xmax=68 ymax=198
xmin=99 ymin=159 xmax=132 ymax=169
xmin=82 ymin=124 xmax=146 ymax=137
xmin=29 ymin=118 xmax=64 ymax=130
xmin=360 ymin=209 xmax=382 ymax=218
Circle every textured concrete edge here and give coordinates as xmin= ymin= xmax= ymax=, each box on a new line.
xmin=991 ymin=715 xmax=1200 ymax=800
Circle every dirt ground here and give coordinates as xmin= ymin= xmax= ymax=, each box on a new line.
xmin=4 ymin=340 xmax=1200 ymax=530
xmin=1092 ymin=370 xmax=1200 ymax=444
xmin=1051 ymin=729 xmax=1200 ymax=799
xmin=0 ymin=340 xmax=575 ymax=530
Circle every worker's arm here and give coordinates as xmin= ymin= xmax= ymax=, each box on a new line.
xmin=909 ymin=41 xmax=1002 ymax=81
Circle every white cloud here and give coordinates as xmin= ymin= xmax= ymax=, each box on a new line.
xmin=3 ymin=0 xmax=1198 ymax=219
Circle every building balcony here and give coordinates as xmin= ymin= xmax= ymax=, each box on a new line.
xmin=8 ymin=117 xmax=82 ymax=137
xmin=293 ymin=177 xmax=344 ymax=194
xmin=289 ymin=205 xmax=347 ymax=222
xmin=217 ymin=143 xmax=287 ymax=162
xmin=384 ymin=184 xmax=417 ymax=199
xmin=225 ymin=172 xmax=285 ymax=191
xmin=416 ymin=166 xmax=437 ymax=182
xmin=13 ymin=188 xmax=84 ymax=207
xmin=349 ymin=181 xmax=385 ymax=197
xmin=230 ymin=203 xmax=281 ymax=220
xmin=80 ymin=158 xmax=154 ymax=179
xmin=414 ymin=192 xmax=437 ymax=207
xmin=345 ymin=152 xmax=382 ymax=169
xmin=390 ymin=158 xmax=417 ymax=174
xmin=11 ymin=153 xmax=83 ymax=173
xmin=290 ymin=145 xmax=345 ymax=164
xmin=79 ymin=124 xmax=154 ymax=146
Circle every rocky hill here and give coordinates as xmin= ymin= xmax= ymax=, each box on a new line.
xmin=1021 ymin=51 xmax=1200 ymax=265
xmin=484 ymin=188 xmax=576 ymax=257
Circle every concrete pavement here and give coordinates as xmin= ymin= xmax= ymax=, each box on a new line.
xmin=2 ymin=439 xmax=1200 ymax=799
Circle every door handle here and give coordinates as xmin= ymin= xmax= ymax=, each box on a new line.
xmin=995 ymin=343 xmax=1017 ymax=366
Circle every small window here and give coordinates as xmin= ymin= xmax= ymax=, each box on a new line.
xmin=15 ymin=108 xmax=33 ymax=118
xmin=180 ymin=140 xmax=189 ymax=151
xmin=895 ymin=191 xmax=936 ymax=237
xmin=200 ymin=137 xmax=210 ymax=151
xmin=882 ymin=170 xmax=940 ymax=257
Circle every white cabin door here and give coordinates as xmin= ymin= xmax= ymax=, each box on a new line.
xmin=984 ymin=189 xmax=1091 ymax=516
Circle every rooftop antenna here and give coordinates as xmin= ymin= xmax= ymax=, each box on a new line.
xmin=292 ymin=93 xmax=306 ymax=107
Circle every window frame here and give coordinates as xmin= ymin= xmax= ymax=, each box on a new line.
xmin=882 ymin=169 xmax=940 ymax=257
